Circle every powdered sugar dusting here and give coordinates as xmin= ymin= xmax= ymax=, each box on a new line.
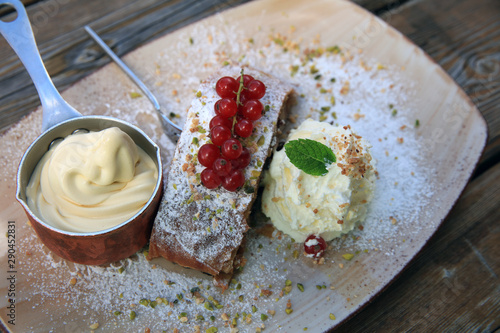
xmin=4 ymin=13 xmax=438 ymax=333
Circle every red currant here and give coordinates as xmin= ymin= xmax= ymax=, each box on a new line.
xmin=200 ymin=168 xmax=221 ymax=189
xmin=240 ymin=100 xmax=263 ymax=121
xmin=231 ymin=147 xmax=251 ymax=169
xmin=234 ymin=118 xmax=253 ymax=138
xmin=198 ymin=144 xmax=220 ymax=168
xmin=242 ymin=74 xmax=254 ymax=87
xmin=216 ymin=76 xmax=239 ymax=99
xmin=221 ymin=138 xmax=243 ymax=160
xmin=214 ymin=98 xmax=238 ymax=118
xmin=304 ymin=235 xmax=327 ymax=258
xmin=211 ymin=125 xmax=232 ymax=146
xmin=245 ymin=79 xmax=266 ymax=99
xmin=209 ymin=115 xmax=233 ymax=130
xmin=212 ymin=157 xmax=232 ymax=177
xmin=222 ymin=169 xmax=245 ymax=192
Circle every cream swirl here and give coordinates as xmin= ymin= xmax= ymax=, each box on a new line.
xmin=26 ymin=127 xmax=158 ymax=233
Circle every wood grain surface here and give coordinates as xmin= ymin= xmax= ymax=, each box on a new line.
xmin=1 ymin=0 xmax=498 ymax=332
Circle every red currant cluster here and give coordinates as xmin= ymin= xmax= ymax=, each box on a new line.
xmin=198 ymin=73 xmax=267 ymax=192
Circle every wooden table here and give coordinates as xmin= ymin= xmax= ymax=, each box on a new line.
xmin=1 ymin=0 xmax=498 ymax=331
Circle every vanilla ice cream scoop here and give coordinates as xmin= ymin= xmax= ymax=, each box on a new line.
xmin=262 ymin=119 xmax=376 ymax=242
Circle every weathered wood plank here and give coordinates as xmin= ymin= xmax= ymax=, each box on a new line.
xmin=0 ymin=0 xmax=37 ymax=17
xmin=336 ymin=161 xmax=500 ymax=332
xmin=0 ymin=0 xmax=251 ymax=134
xmin=352 ymin=0 xmax=408 ymax=14
xmin=379 ymin=0 xmax=500 ymax=177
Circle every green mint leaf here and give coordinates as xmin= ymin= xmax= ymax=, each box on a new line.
xmin=284 ymin=139 xmax=336 ymax=176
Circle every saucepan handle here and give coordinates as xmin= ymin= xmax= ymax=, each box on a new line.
xmin=0 ymin=0 xmax=81 ymax=131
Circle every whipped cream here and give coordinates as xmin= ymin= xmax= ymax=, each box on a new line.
xmin=262 ymin=119 xmax=376 ymax=242
xmin=26 ymin=127 xmax=158 ymax=233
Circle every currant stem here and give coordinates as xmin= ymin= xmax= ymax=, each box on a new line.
xmin=236 ymin=69 xmax=245 ymax=106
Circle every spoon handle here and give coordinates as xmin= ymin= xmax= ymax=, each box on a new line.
xmin=0 ymin=0 xmax=81 ymax=131
xmin=84 ymin=25 xmax=182 ymax=142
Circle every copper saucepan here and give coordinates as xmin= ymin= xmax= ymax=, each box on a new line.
xmin=0 ymin=0 xmax=163 ymax=265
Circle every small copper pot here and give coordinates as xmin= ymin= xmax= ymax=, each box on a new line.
xmin=16 ymin=116 xmax=163 ymax=265
xmin=2 ymin=0 xmax=163 ymax=265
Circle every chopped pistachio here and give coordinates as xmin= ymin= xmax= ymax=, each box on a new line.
xmin=285 ymin=279 xmax=292 ymax=287
xmin=415 ymin=119 xmax=420 ymax=127
xmin=327 ymin=45 xmax=341 ymax=53
xmin=196 ymin=91 xmax=202 ymax=98
xmin=261 ymin=314 xmax=268 ymax=321
xmin=139 ymin=299 xmax=150 ymax=306
xmin=297 ymin=283 xmax=305 ymax=292
xmin=342 ymin=253 xmax=354 ymax=261
xmin=285 ymin=309 xmax=293 ymax=315
xmin=391 ymin=109 xmax=397 ymax=116
xmin=129 ymin=311 xmax=136 ymax=320
xmin=204 ymin=302 xmax=214 ymax=311
xmin=329 ymin=313 xmax=336 ymax=320
xmin=129 ymin=92 xmax=142 ymax=99
xmin=257 ymin=135 xmax=265 ymax=146
xmin=244 ymin=183 xmax=255 ymax=194
xmin=330 ymin=95 xmax=336 ymax=106
xmin=251 ymin=170 xmax=261 ymax=178
xmin=189 ymin=37 xmax=194 ymax=44
xmin=196 ymin=314 xmax=205 ymax=321
xmin=239 ymin=295 xmax=244 ymax=302
xmin=114 ymin=311 xmax=122 ymax=316
xmin=252 ymin=305 xmax=258 ymax=313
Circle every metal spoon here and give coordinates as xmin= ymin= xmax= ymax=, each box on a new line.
xmin=0 ymin=0 xmax=81 ymax=131
xmin=84 ymin=25 xmax=182 ymax=142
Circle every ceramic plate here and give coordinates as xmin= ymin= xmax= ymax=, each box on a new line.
xmin=0 ymin=0 xmax=487 ymax=332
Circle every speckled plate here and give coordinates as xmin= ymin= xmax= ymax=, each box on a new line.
xmin=0 ymin=0 xmax=487 ymax=332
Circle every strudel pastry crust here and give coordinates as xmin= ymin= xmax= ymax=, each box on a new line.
xmin=148 ymin=65 xmax=293 ymax=290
